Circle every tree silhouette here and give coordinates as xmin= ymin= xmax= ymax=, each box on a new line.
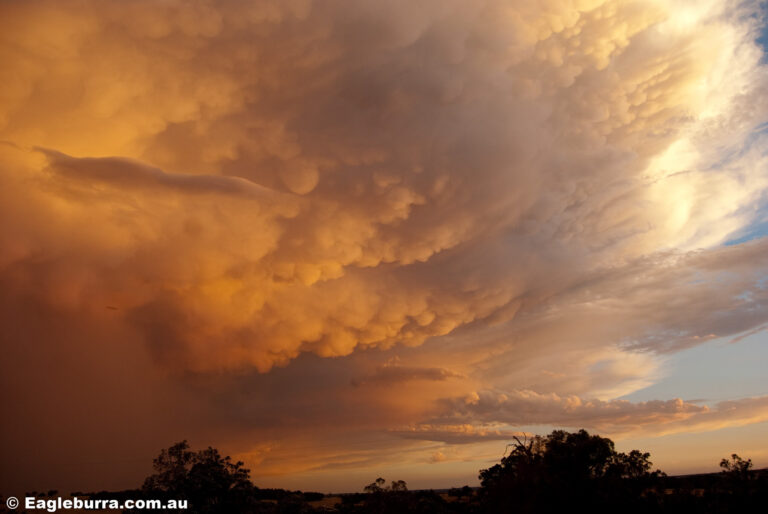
xmin=141 ymin=440 xmax=257 ymax=513
xmin=363 ymin=477 xmax=387 ymax=494
xmin=351 ymin=477 xmax=437 ymax=514
xmin=389 ymin=480 xmax=407 ymax=492
xmin=479 ymin=430 xmax=664 ymax=513
xmin=363 ymin=477 xmax=407 ymax=494
xmin=607 ymin=449 xmax=664 ymax=479
xmin=74 ymin=435 xmax=764 ymax=513
xmin=719 ymin=453 xmax=752 ymax=480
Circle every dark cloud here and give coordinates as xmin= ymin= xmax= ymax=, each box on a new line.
xmin=352 ymin=362 xmax=464 ymax=386
xmin=39 ymin=148 xmax=283 ymax=199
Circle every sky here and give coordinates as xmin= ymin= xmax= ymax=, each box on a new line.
xmin=1 ymin=0 xmax=768 ymax=495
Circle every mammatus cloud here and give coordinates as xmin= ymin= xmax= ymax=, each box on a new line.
xmin=1 ymin=0 xmax=768 ymax=492
xmin=2 ymin=0 xmax=766 ymax=372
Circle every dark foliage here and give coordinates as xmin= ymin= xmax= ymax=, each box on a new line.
xmin=476 ymin=429 xmax=766 ymax=514
xmin=129 ymin=440 xmax=323 ymax=513
xmin=336 ymin=480 xmax=452 ymax=514
xmin=477 ymin=429 xmax=665 ymax=513
xmin=25 ymin=433 xmax=762 ymax=514
xmin=138 ymin=440 xmax=258 ymax=513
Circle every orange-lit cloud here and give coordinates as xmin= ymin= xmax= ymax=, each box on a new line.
xmin=424 ymin=390 xmax=768 ymax=437
xmin=1 ymin=0 xmax=768 ymax=493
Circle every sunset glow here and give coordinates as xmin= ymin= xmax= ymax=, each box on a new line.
xmin=1 ymin=0 xmax=767 ymax=495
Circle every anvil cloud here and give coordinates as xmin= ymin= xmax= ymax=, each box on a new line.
xmin=1 ymin=0 xmax=767 ymax=492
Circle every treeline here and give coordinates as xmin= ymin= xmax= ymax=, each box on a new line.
xmin=87 ymin=441 xmax=326 ymax=513
xmin=335 ymin=431 xmax=767 ymax=514
xmin=471 ymin=430 xmax=767 ymax=513
xmin=22 ymin=431 xmax=765 ymax=513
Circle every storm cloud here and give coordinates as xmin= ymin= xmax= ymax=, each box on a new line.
xmin=1 ymin=0 xmax=767 ymax=493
